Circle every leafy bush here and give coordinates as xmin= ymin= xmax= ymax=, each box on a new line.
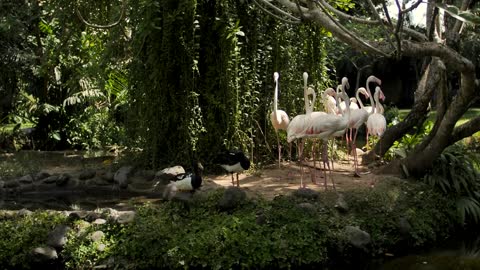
xmin=424 ymin=144 xmax=480 ymax=224
xmin=0 ymin=179 xmax=460 ymax=269
xmin=62 ymin=220 xmax=125 ymax=269
xmin=386 ymin=120 xmax=434 ymax=160
xmin=345 ymin=178 xmax=457 ymax=254
xmin=0 ymin=211 xmax=67 ymax=269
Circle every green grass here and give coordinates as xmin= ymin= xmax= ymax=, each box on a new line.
xmin=398 ymin=108 xmax=480 ymax=139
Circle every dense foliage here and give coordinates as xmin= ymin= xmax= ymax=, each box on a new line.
xmin=126 ymin=0 xmax=335 ymax=168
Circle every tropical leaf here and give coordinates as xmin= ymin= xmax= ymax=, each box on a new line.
xmin=425 ymin=144 xmax=480 ymax=224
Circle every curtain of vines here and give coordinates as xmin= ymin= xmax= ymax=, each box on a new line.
xmin=128 ymin=0 xmax=333 ymax=169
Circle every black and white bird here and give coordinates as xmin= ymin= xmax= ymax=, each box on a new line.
xmin=163 ymin=161 xmax=203 ymax=200
xmin=215 ymin=150 xmax=250 ymax=187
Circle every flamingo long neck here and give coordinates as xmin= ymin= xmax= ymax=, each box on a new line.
xmin=366 ymin=77 xmax=376 ymax=114
xmin=308 ymin=88 xmax=316 ymax=113
xmin=374 ymin=89 xmax=382 ymax=114
xmin=355 ymin=89 xmax=365 ymax=109
xmin=303 ymin=72 xmax=310 ymax=113
xmin=273 ymin=78 xmax=279 ymax=114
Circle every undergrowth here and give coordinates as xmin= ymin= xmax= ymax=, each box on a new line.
xmin=0 ymin=178 xmax=460 ymax=269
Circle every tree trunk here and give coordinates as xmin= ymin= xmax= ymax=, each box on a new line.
xmin=362 ymin=58 xmax=443 ymax=164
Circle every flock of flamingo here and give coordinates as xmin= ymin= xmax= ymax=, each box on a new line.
xmin=270 ymin=72 xmax=386 ymax=190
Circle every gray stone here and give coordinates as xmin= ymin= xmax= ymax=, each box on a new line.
xmin=47 ymin=225 xmax=70 ymax=248
xmin=100 ymin=171 xmax=115 ymax=182
xmin=397 ymin=217 xmax=412 ymax=235
xmin=93 ymin=218 xmax=107 ymax=225
xmin=297 ymin=202 xmax=315 ymax=211
xmin=96 ymin=243 xmax=106 ymax=252
xmin=79 ymin=169 xmax=96 ymax=180
xmin=116 ymin=211 xmax=136 ymax=224
xmin=334 ymin=193 xmax=349 ymax=213
xmin=18 ymin=208 xmax=33 ymax=217
xmin=35 ymin=171 xmax=51 ymax=181
xmin=155 ymin=166 xmax=185 ymax=184
xmin=18 ymin=175 xmax=34 ymax=184
xmin=56 ymin=174 xmax=70 ymax=186
xmin=90 ymin=230 xmax=105 ymax=242
xmin=32 ymin=246 xmax=58 ymax=262
xmin=4 ymin=179 xmax=19 ymax=188
xmin=218 ymin=187 xmax=247 ymax=211
xmin=85 ymin=212 xmax=101 ymax=222
xmin=292 ymin=188 xmax=320 ymax=200
xmin=114 ymin=166 xmax=134 ymax=189
xmin=345 ymin=226 xmax=371 ymax=250
xmin=43 ymin=175 xmax=59 ymax=184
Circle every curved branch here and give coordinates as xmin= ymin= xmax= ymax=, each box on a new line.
xmin=366 ymin=0 xmax=396 ymax=50
xmin=317 ymin=0 xmax=377 ymax=24
xmin=317 ymin=0 xmax=426 ymax=41
xmin=256 ymin=0 xmax=302 ymax=22
xmin=76 ymin=0 xmax=126 ymax=29
xmin=313 ymin=1 xmax=390 ymax=56
xmin=253 ymin=0 xmax=301 ymax=24
xmin=401 ymin=0 xmax=424 ymax=14
xmin=450 ymin=116 xmax=480 ymax=143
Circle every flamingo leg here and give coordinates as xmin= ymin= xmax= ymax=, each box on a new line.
xmin=298 ymin=141 xmax=305 ymax=188
xmin=276 ymin=131 xmax=281 ymax=168
xmin=322 ymin=142 xmax=329 ymax=190
xmin=231 ymin=173 xmax=235 ymax=186
xmin=311 ymin=140 xmax=317 ymax=184
xmin=236 ymin=173 xmax=240 ymax=187
xmin=352 ymin=128 xmax=361 ymax=177
xmin=289 ymin=142 xmax=292 ymax=162
xmin=330 ymin=138 xmax=335 ymax=171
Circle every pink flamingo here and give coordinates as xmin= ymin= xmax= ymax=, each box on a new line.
xmin=339 ymin=97 xmax=359 ymax=114
xmin=363 ymin=75 xmax=382 ymax=115
xmin=270 ymin=72 xmax=290 ymax=168
xmin=322 ymin=88 xmax=337 ymax=115
xmin=346 ymin=87 xmax=370 ymax=177
xmin=366 ymin=86 xmax=387 ymax=149
xmin=287 ymin=77 xmax=351 ymax=189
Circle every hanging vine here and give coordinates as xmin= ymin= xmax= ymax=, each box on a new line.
xmin=127 ymin=0 xmax=334 ymax=168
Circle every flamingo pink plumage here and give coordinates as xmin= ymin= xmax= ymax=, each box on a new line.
xmin=366 ymin=86 xmax=387 ymax=148
xmin=270 ymin=72 xmax=290 ymax=168
xmin=287 ymin=77 xmax=351 ymax=189
xmin=346 ymin=87 xmax=370 ymax=177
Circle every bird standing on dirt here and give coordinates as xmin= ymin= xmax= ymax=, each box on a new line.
xmin=163 ymin=161 xmax=203 ymax=200
xmin=215 ymin=150 xmax=250 ymax=187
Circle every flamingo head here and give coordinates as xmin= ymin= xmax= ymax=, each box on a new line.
xmin=325 ymin=87 xmax=336 ymax=97
xmin=358 ymin=87 xmax=369 ymax=98
xmin=350 ymin=97 xmax=357 ymax=103
xmin=303 ymin=72 xmax=308 ymax=82
xmin=273 ymin=72 xmax=279 ymax=81
xmin=376 ymin=86 xmax=386 ymax=101
xmin=341 ymin=77 xmax=349 ymax=90
xmin=368 ymin=75 xmax=382 ymax=86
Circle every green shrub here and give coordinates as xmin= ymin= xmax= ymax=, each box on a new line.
xmin=424 ymin=144 xmax=480 ymax=224
xmin=0 ymin=211 xmax=67 ymax=269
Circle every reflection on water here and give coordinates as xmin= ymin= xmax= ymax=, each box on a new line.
xmin=377 ymin=235 xmax=480 ymax=270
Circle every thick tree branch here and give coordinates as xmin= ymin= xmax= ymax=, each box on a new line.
xmin=317 ymin=0 xmax=426 ymax=41
xmin=451 ymin=116 xmax=480 ymax=143
xmin=253 ymin=0 xmax=301 ymax=24
xmin=401 ymin=0 xmax=424 ymax=14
